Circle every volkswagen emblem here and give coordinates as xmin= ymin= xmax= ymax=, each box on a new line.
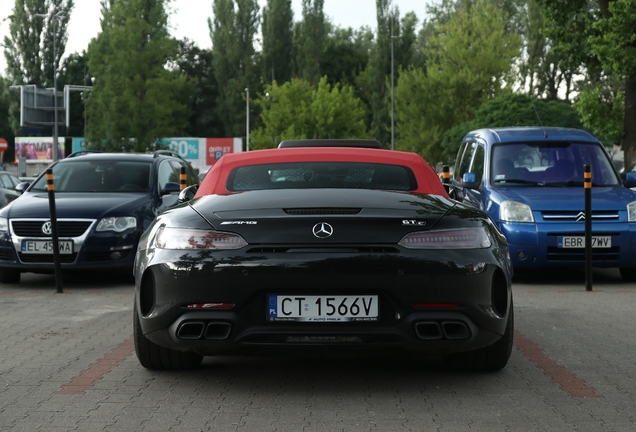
xmin=312 ymin=222 xmax=333 ymax=239
xmin=41 ymin=221 xmax=52 ymax=235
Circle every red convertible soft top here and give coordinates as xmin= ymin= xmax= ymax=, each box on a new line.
xmin=195 ymin=147 xmax=448 ymax=197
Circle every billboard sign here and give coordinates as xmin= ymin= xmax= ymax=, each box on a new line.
xmin=15 ymin=137 xmax=65 ymax=163
xmin=156 ymin=138 xmax=199 ymax=160
xmin=206 ymin=138 xmax=234 ymax=165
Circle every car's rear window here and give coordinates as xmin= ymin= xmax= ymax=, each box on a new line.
xmin=227 ymin=162 xmax=418 ymax=191
xmin=30 ymin=160 xmax=153 ymax=192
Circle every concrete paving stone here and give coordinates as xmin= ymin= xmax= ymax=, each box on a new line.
xmin=178 ymin=416 xmax=234 ymax=431
xmin=0 ymin=413 xmax=27 ymax=429
xmin=240 ymin=417 xmax=278 ymax=431
xmin=84 ymin=403 xmax=134 ymax=420
xmin=183 ymin=398 xmax=225 ymax=411
xmin=213 ymin=402 xmax=252 ymax=413
xmin=136 ymin=411 xmax=182 ymax=428
xmin=241 ymin=408 xmax=279 ymax=419
xmin=435 ymin=421 xmax=476 ymax=431
xmin=19 ymin=410 xmax=55 ymax=426
xmin=210 ymin=410 xmax=249 ymax=424
xmin=101 ymin=393 xmax=138 ymax=403
xmin=148 ymin=402 xmax=189 ymax=414
xmin=300 ymin=423 xmax=346 ymax=432
xmin=47 ymin=412 xmax=90 ymax=428
xmin=184 ymin=407 xmax=245 ymax=419
xmin=270 ymin=422 xmax=311 ymax=432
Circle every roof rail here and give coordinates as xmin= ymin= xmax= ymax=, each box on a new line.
xmin=153 ymin=150 xmax=184 ymax=160
xmin=278 ymin=139 xmax=384 ymax=149
xmin=66 ymin=150 xmax=105 ymax=158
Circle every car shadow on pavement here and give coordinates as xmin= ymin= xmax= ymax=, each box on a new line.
xmin=2 ymin=271 xmax=135 ymax=290
xmin=512 ymin=267 xmax=626 ymax=285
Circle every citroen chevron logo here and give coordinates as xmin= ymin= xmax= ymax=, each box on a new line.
xmin=575 ymin=212 xmax=586 ymax=222
xmin=312 ymin=222 xmax=333 ymax=239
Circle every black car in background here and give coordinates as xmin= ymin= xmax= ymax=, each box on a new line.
xmin=0 ymin=171 xmax=25 ymax=209
xmin=0 ymin=151 xmax=199 ymax=283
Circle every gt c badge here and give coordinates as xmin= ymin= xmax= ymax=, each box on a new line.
xmin=312 ymin=223 xmax=333 ymax=238
xmin=402 ymin=220 xmax=426 ymax=226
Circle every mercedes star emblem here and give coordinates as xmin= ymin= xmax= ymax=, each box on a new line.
xmin=312 ymin=222 xmax=333 ymax=239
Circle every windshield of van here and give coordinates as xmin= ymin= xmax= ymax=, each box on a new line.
xmin=491 ymin=142 xmax=619 ymax=186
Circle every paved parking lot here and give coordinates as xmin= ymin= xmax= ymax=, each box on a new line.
xmin=0 ymin=268 xmax=635 ymax=431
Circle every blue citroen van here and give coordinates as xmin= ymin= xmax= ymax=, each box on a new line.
xmin=454 ymin=127 xmax=636 ymax=281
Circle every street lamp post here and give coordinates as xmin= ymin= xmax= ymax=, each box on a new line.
xmin=36 ymin=12 xmax=64 ymax=162
xmin=390 ymin=16 xmax=396 ymax=151
xmin=245 ymin=88 xmax=250 ymax=152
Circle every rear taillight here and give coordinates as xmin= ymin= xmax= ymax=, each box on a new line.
xmin=399 ymin=227 xmax=491 ymax=249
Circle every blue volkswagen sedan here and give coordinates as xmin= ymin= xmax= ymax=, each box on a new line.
xmin=0 ymin=151 xmax=199 ymax=284
xmin=454 ymin=127 xmax=636 ymax=281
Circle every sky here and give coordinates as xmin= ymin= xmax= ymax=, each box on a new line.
xmin=0 ymin=0 xmax=428 ymax=75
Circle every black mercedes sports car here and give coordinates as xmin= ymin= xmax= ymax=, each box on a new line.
xmin=133 ymin=146 xmax=514 ymax=371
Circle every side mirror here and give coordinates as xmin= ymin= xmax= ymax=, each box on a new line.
xmin=624 ymin=172 xmax=636 ymax=188
xmin=444 ymin=184 xmax=465 ymax=202
xmin=160 ymin=182 xmax=181 ymax=196
xmin=462 ymin=172 xmax=479 ymax=189
xmin=178 ymin=184 xmax=198 ymax=203
xmin=15 ymin=182 xmax=30 ymax=194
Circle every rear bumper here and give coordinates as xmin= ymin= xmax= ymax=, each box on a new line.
xmin=136 ymin=248 xmax=512 ymax=357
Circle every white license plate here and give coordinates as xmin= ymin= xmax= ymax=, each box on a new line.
xmin=21 ymin=240 xmax=73 ymax=254
xmin=558 ymin=236 xmax=611 ymax=248
xmin=268 ymin=295 xmax=378 ymax=322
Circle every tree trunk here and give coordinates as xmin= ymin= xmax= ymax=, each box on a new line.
xmin=623 ymin=70 xmax=636 ymax=171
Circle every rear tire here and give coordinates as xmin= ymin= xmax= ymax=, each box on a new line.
xmin=133 ymin=304 xmax=203 ymax=370
xmin=619 ymin=268 xmax=636 ymax=282
xmin=0 ymin=269 xmax=21 ymax=284
xmin=444 ymin=303 xmax=514 ymax=371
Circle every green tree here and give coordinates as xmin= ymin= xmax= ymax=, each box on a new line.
xmin=86 ymin=0 xmax=191 ymax=151
xmin=439 ymin=92 xmax=583 ymax=163
xmin=173 ymin=39 xmax=222 ymax=138
xmin=3 ymin=0 xmax=73 ymax=135
xmin=3 ymin=0 xmax=73 ymax=87
xmin=250 ymin=76 xmax=368 ymax=148
xmin=367 ymin=0 xmax=392 ymax=147
xmin=537 ymin=0 xmax=636 ymax=170
xmin=395 ymin=0 xmax=521 ymax=163
xmin=209 ymin=0 xmax=260 ymax=138
xmin=0 ymin=78 xmax=16 ymax=163
xmin=310 ymin=77 xmax=368 ymax=139
xmin=320 ymin=27 xmax=370 ymax=87
xmin=364 ymin=1 xmax=417 ymax=148
xmin=294 ymin=0 xmax=326 ymax=86
xmin=519 ymin=0 xmax=577 ymax=100
xmin=574 ymin=82 xmax=625 ymax=146
xmin=261 ymin=0 xmax=294 ymax=84
xmin=58 ymin=52 xmax=89 ymax=138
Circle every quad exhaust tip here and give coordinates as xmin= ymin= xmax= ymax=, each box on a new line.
xmin=414 ymin=321 xmax=470 ymax=340
xmin=176 ymin=321 xmax=232 ymax=340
